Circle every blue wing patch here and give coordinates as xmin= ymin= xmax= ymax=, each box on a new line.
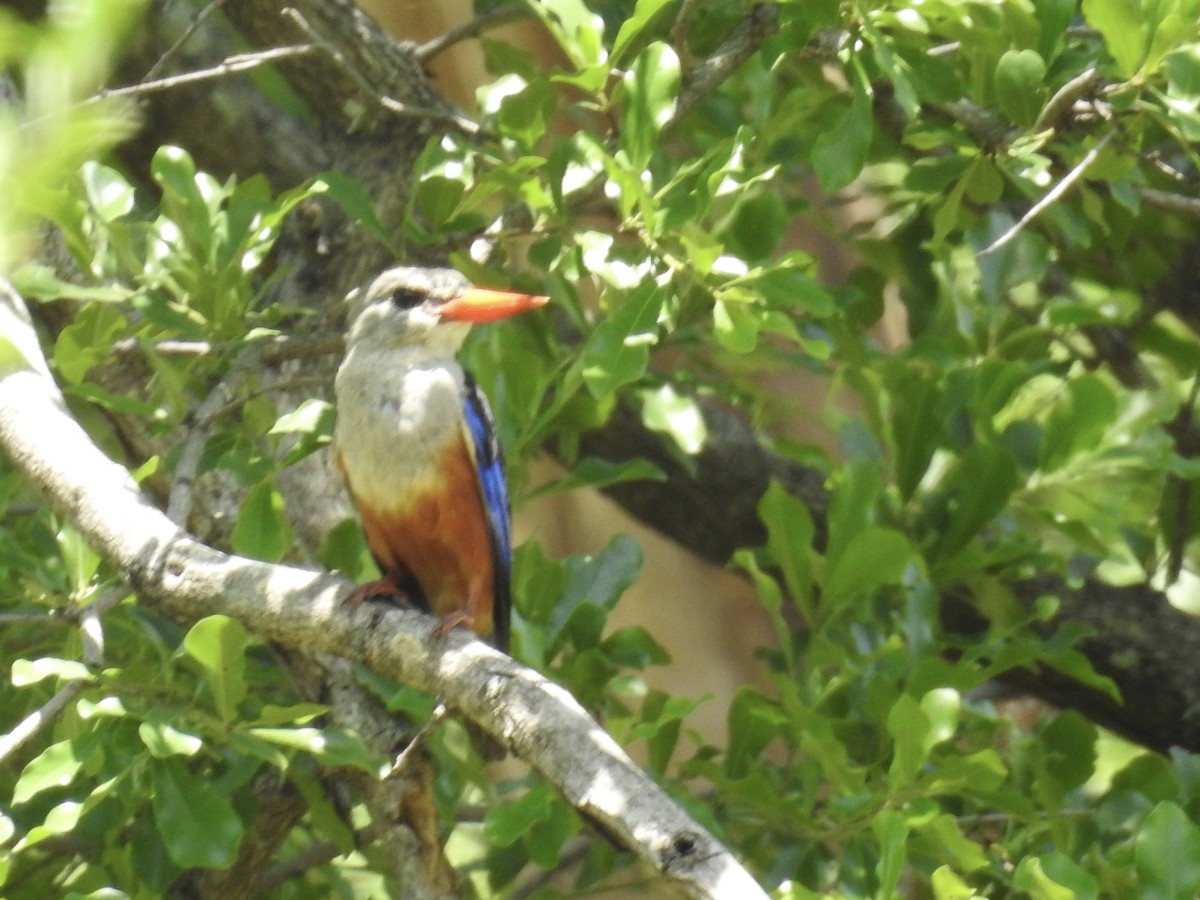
xmin=461 ymin=373 xmax=512 ymax=652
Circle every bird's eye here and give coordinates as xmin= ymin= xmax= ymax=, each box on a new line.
xmin=388 ymin=287 xmax=425 ymax=309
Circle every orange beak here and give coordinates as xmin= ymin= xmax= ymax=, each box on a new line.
xmin=438 ymin=287 xmax=549 ymax=323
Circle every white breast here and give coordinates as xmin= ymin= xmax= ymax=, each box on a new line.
xmin=333 ymin=344 xmax=466 ymax=512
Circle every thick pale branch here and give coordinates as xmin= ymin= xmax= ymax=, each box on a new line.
xmin=0 ymin=288 xmax=767 ymax=899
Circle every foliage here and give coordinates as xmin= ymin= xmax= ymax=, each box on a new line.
xmin=2 ymin=0 xmax=1200 ymax=897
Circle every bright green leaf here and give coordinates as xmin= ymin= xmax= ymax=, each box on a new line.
xmin=995 ymin=50 xmax=1047 ymax=127
xmin=873 ymin=809 xmax=909 ymax=897
xmin=230 ymin=479 xmax=292 ymax=563
xmin=1136 ymin=801 xmax=1200 ymax=900
xmin=11 ymin=657 xmax=91 ymax=686
xmin=183 ymin=614 xmax=249 ymax=723
xmin=1014 ymin=857 xmax=1076 ymax=900
xmin=12 ymin=739 xmax=86 ymax=805
xmin=580 ymin=283 xmax=661 ymax=397
xmin=639 ymin=383 xmax=706 ymax=455
xmin=621 ymin=42 xmax=680 ymax=169
xmin=759 ymin=481 xmax=815 ymax=621
xmin=139 ymin=720 xmax=203 ymax=758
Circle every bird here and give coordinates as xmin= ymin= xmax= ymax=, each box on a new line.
xmin=333 ymin=266 xmax=548 ymax=651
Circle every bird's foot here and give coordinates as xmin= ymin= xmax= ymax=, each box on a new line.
xmin=435 ymin=609 xmax=476 ymax=638
xmin=345 ymin=573 xmax=410 ymax=606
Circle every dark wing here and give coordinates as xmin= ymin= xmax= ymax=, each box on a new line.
xmin=461 ymin=373 xmax=512 ymax=652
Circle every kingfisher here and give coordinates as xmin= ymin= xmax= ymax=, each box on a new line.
xmin=333 ymin=267 xmax=548 ymax=651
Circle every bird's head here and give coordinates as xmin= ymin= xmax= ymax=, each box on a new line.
xmin=344 ymin=267 xmax=548 ymax=357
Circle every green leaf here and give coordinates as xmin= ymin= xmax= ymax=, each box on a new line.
xmin=887 ymin=693 xmax=930 ymax=790
xmin=931 ymin=443 xmax=1021 ymax=562
xmin=759 ymin=481 xmax=815 ymax=620
xmin=1014 ymin=857 xmax=1077 ymax=900
xmin=621 ymin=42 xmax=680 ymax=169
xmin=17 ymin=800 xmax=83 ymax=849
xmin=13 ymin=263 xmax=133 ymax=303
xmin=1035 ymin=712 xmax=1097 ymax=804
xmin=12 ymin=739 xmax=86 ymax=805
xmin=11 ymin=656 xmax=91 ymax=686
xmin=484 ymin=783 xmax=555 ymax=847
xmin=0 ymin=334 xmax=35 ymax=377
xmin=931 ymin=865 xmax=976 ymax=900
xmin=732 ymin=549 xmax=796 ymax=669
xmin=548 ymin=535 xmax=642 ymax=645
xmin=527 ymin=795 xmax=578 ymax=869
xmin=183 ymin=614 xmax=249 ymax=723
xmin=248 ymin=727 xmax=380 ymax=772
xmin=610 ymin=0 xmax=675 ymax=67
xmin=523 ymin=456 xmax=665 ymax=501
xmin=230 ymin=479 xmax=292 ymax=563
xmin=139 ymin=719 xmax=204 ymax=758
xmin=579 ymin=282 xmax=661 ymax=397
xmin=531 ymin=0 xmax=606 ymax=71
xmin=889 ymin=365 xmax=942 ymax=501
xmin=1037 ymin=852 xmax=1100 ymax=900
xmin=601 ymin=625 xmax=670 ymax=669
xmin=1136 ymin=802 xmax=1200 ymax=900
xmin=917 ymin=814 xmax=989 ymax=872
xmin=150 ymin=759 xmax=243 ymax=869
xmin=270 ymin=398 xmax=335 ymax=466
xmin=314 ymin=170 xmax=391 ymax=246
xmin=712 ymin=298 xmax=759 ymax=352
xmin=80 ymin=160 xmax=135 ymax=222
xmin=811 ymin=73 xmax=872 ymax=192
xmin=1039 ymin=375 xmax=1117 ymax=472
xmin=726 ymin=687 xmax=786 ymax=778
xmin=1082 ymin=0 xmax=1143 ymax=74
xmin=826 ymin=458 xmax=883 ymax=570
xmin=57 ymin=523 xmax=100 ymax=592
xmin=269 ymin=398 xmax=333 ymax=435
xmin=995 ymin=50 xmax=1047 ymax=127
xmin=52 ymin=302 xmax=127 ymax=384
xmin=825 ymin=527 xmax=916 ymax=611
xmin=639 ymin=384 xmax=706 ymax=455
xmin=873 ymin=809 xmax=909 ymax=897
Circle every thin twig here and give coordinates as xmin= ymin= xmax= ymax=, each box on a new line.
xmin=981 ymin=131 xmax=1115 ymax=255
xmin=415 ymin=5 xmax=530 ymax=62
xmin=673 ymin=4 xmax=780 ymax=126
xmin=668 ymin=0 xmax=703 ymax=55
xmin=1035 ymin=67 xmax=1101 ymax=132
xmin=1138 ymin=186 xmax=1200 ymax=220
xmin=0 ymin=682 xmax=89 ymax=766
xmin=168 ymin=373 xmax=242 ymax=527
xmin=510 ymin=838 xmax=593 ymax=899
xmin=0 ymin=612 xmax=64 ymax=625
xmin=79 ymin=584 xmax=128 ymax=668
xmin=141 ymin=0 xmax=234 ymax=83
xmin=95 ymin=45 xmax=319 ymax=103
xmin=384 ymin=703 xmax=449 ymax=779
xmin=258 ymin=823 xmax=383 ymax=892
xmin=112 ymin=338 xmax=213 ymax=358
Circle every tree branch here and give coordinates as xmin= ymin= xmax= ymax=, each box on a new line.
xmin=0 ymin=285 xmax=768 ymax=898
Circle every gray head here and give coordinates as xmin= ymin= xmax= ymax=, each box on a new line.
xmin=344 ymin=267 xmax=473 ymax=357
xmin=343 ymin=266 xmax=549 ymax=357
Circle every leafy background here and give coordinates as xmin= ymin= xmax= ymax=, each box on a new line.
xmin=2 ymin=0 xmax=1200 ymax=897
